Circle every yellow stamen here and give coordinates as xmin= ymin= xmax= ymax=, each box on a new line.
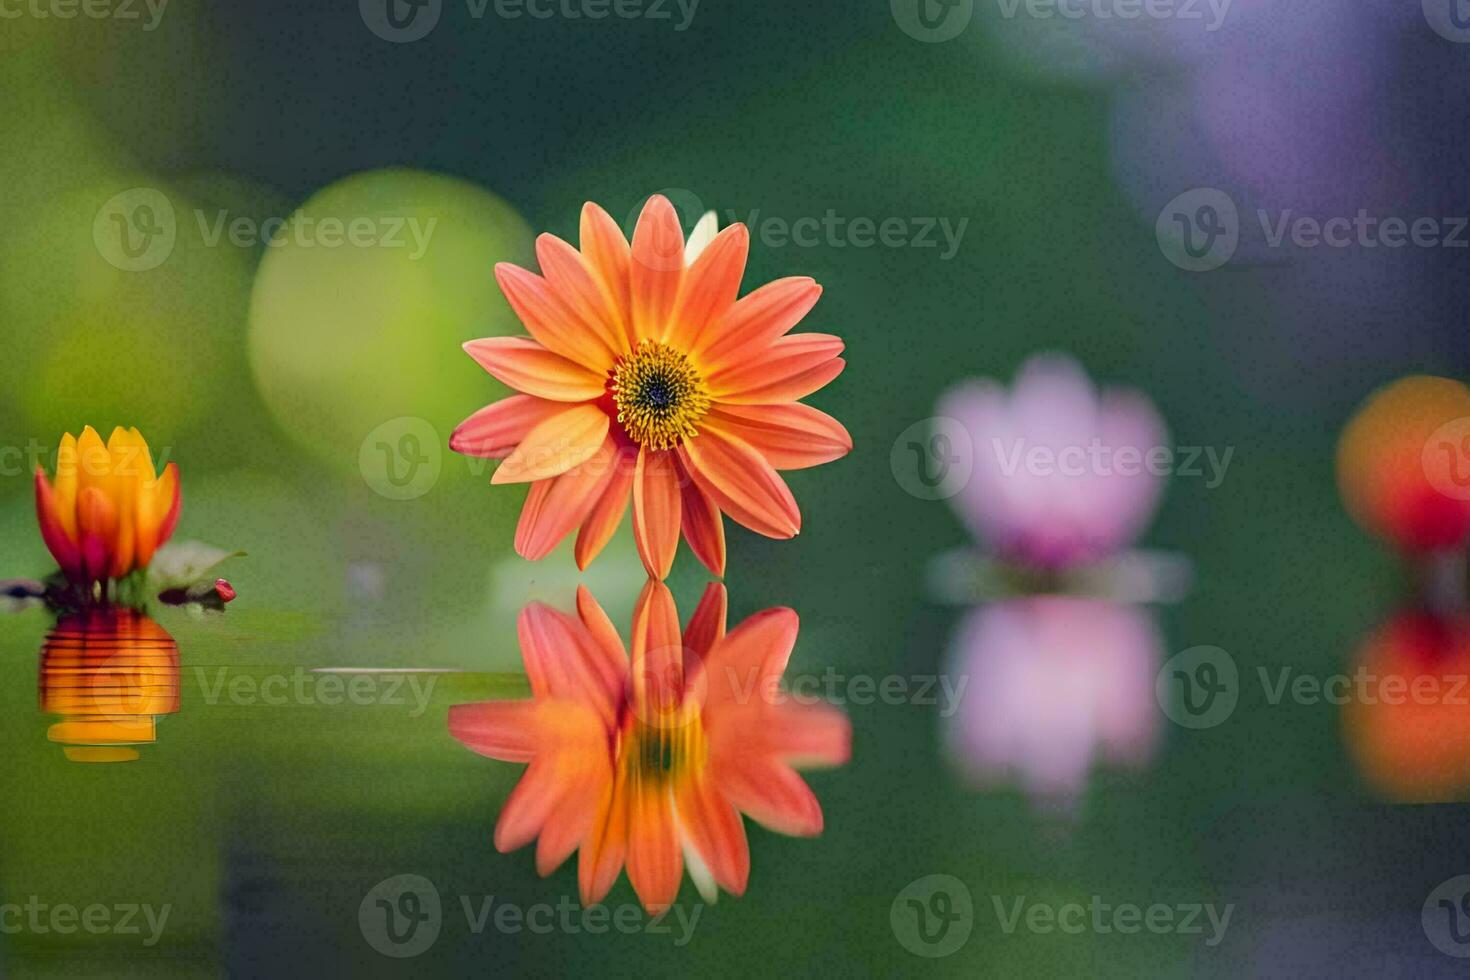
xmin=621 ymin=711 xmax=706 ymax=789
xmin=611 ymin=341 xmax=711 ymax=450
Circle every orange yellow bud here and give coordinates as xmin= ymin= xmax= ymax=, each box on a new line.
xmin=34 ymin=426 xmax=181 ymax=584
xmin=1336 ymin=376 xmax=1470 ymax=553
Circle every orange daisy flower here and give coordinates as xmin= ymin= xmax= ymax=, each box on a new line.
xmin=448 ymin=581 xmax=850 ymax=912
xmin=451 ymin=196 xmax=852 ymax=579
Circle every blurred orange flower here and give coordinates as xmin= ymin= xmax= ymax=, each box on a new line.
xmin=1337 ymin=375 xmax=1470 ymax=553
xmin=449 ymin=581 xmax=850 ymax=912
xmin=452 ymin=196 xmax=851 ymax=580
xmin=34 ymin=426 xmax=180 ymax=584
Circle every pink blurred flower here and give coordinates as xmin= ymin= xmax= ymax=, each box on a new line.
xmin=938 ymin=354 xmax=1168 ymax=570
xmin=945 ymin=597 xmax=1162 ymax=807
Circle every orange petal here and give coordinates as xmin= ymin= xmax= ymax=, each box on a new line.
xmin=629 ymin=195 xmax=685 ymax=343
xmin=707 ymin=403 xmax=852 ymax=470
xmin=679 ymin=424 xmax=800 ymax=539
xmin=496 ymin=739 xmax=610 ymax=855
xmin=683 ymin=582 xmax=727 ymax=663
xmin=574 ymin=585 xmax=631 ymax=697
xmin=495 ymin=757 xmax=562 ymax=852
xmin=579 ymin=202 xmax=634 ymax=349
xmin=665 ymin=223 xmax=748 ymax=351
xmin=632 ymin=447 xmax=681 ymax=580
xmin=764 ymin=702 xmax=851 ymax=768
xmin=678 ymin=457 xmax=725 ymax=577
xmin=710 ymin=756 xmax=824 ymax=837
xmin=514 ymin=440 xmax=617 ymax=561
xmin=574 ymin=446 xmax=635 ymax=570
xmin=447 ymin=700 xmax=544 ymax=762
xmin=75 ymin=485 xmax=118 ymax=583
xmin=675 ymin=778 xmax=749 ymax=897
xmin=711 ymin=701 xmax=852 ymax=769
xmin=34 ymin=468 xmax=81 ymax=579
xmin=141 ymin=462 xmax=181 ymax=567
xmin=707 ymin=333 xmax=844 ymax=400
xmin=693 ymin=277 xmax=821 ymax=371
xmin=494 ymin=261 xmax=617 ymax=372
xmin=491 ymin=404 xmax=610 ymax=485
xmin=631 ymin=579 xmax=684 ymax=718
xmin=702 ymin=607 xmax=799 ymax=714
xmin=463 ymin=337 xmax=608 ymax=402
xmin=579 ymin=765 xmax=629 ymax=905
xmin=534 ymin=235 xmax=629 ymax=360
xmin=517 ymin=603 xmax=616 ymax=713
xmin=450 ymin=395 xmax=567 ymax=460
xmin=729 ymin=357 xmax=845 ymax=406
xmin=48 ymin=432 xmax=79 ymax=540
xmin=537 ymin=755 xmax=613 ymax=877
xmin=626 ymin=785 xmax=682 ymax=913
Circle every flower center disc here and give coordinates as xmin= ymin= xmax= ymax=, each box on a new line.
xmin=611 ymin=341 xmax=711 ymax=450
xmin=622 ymin=712 xmax=707 ymax=788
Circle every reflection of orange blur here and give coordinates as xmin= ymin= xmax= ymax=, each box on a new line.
xmin=1336 ymin=376 xmax=1470 ymax=553
xmin=1343 ymin=612 xmax=1470 ymax=802
xmin=38 ymin=609 xmax=180 ymax=764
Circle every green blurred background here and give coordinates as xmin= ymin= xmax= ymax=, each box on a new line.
xmin=3 ymin=2 xmax=1469 ymax=976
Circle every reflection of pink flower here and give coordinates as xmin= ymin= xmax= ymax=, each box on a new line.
xmin=945 ymin=597 xmax=1162 ymax=806
xmin=939 ymin=354 xmax=1167 ymax=570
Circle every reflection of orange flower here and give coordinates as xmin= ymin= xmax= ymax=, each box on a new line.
xmin=449 ymin=582 xmax=850 ymax=911
xmin=34 ymin=426 xmax=181 ymax=584
xmin=452 ymin=197 xmax=851 ymax=580
xmin=39 ymin=607 xmax=181 ymax=764
xmin=1343 ymin=611 xmax=1470 ymax=802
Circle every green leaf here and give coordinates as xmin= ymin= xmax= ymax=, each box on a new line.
xmin=145 ymin=540 xmax=246 ymax=595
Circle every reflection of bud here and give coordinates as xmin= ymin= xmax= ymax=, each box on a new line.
xmin=1343 ymin=611 xmax=1470 ymax=802
xmin=1337 ymin=376 xmax=1470 ymax=553
xmin=39 ymin=609 xmax=180 ymax=764
xmin=945 ymin=597 xmax=1162 ymax=810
